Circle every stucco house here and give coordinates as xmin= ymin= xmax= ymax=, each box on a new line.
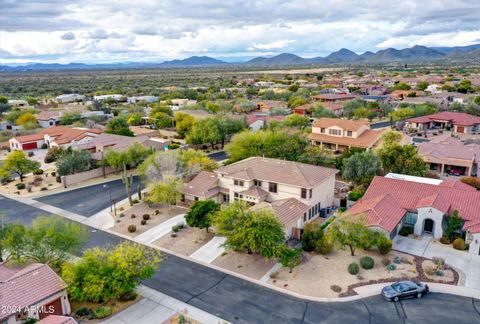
xmin=36 ymin=111 xmax=62 ymax=128
xmin=181 ymin=157 xmax=337 ymax=238
xmin=346 ymin=173 xmax=480 ymax=255
xmin=0 ymin=263 xmax=71 ymax=324
xmin=308 ymin=118 xmax=384 ymax=151
xmin=405 ymin=112 xmax=480 ymax=134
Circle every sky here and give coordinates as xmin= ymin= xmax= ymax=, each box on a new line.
xmin=1 ymin=0 xmax=480 ymax=64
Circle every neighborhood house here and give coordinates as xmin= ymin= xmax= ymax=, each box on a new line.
xmin=405 ymin=112 xmax=480 ymax=134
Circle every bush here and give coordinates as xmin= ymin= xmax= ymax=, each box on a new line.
xmin=119 ymin=291 xmax=137 ymax=301
xmin=16 ymin=183 xmax=26 ymax=190
xmin=130 ymin=214 xmax=136 ymax=219
xmin=452 ymin=238 xmax=466 ymax=250
xmin=301 ymin=223 xmax=323 ymax=252
xmin=432 ymin=256 xmax=445 ymax=268
xmin=94 ymin=306 xmax=112 ymax=319
xmin=348 ymin=189 xmax=364 ymax=202
xmin=168 ymin=143 xmax=181 ymax=150
xmin=348 ymin=262 xmax=360 ymax=275
xmin=55 ymin=175 xmax=62 ymax=183
xmin=360 ymin=256 xmax=375 ymax=270
xmin=399 ymin=226 xmax=414 ymax=236
xmin=386 ymin=264 xmax=396 ymax=271
xmin=425 ymin=265 xmax=435 ymax=276
xmin=316 ymin=236 xmax=333 ymax=254
xmin=41 ymin=187 xmax=47 ymax=191
xmin=127 ymin=225 xmax=136 ymax=233
xmin=439 ymin=236 xmax=451 ymax=244
xmin=41 ymin=143 xmax=48 ymax=149
xmin=141 ymin=219 xmax=147 ymax=225
xmin=330 ymin=285 xmax=342 ymax=293
xmin=132 ymin=199 xmax=139 ymax=204
xmin=377 ymin=238 xmax=392 ymax=255
xmin=143 ymin=214 xmax=150 ymax=220
xmin=460 ymin=176 xmax=480 ymax=190
xmin=393 ymin=256 xmax=401 ymax=264
xmin=33 ymin=169 xmax=44 ymax=175
xmin=172 ymin=223 xmax=184 ymax=232
xmin=155 ymin=210 xmax=160 ymax=215
xmin=436 ymin=270 xmax=444 ymax=277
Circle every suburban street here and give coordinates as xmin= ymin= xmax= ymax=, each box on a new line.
xmin=0 ymin=186 xmax=479 ymax=323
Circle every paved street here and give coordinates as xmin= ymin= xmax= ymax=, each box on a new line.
xmin=36 ymin=176 xmax=142 ymax=216
xmin=1 ymin=191 xmax=480 ymax=323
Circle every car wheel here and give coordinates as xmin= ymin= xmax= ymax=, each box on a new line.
xmin=393 ymin=296 xmax=399 ymax=302
xmin=417 ymin=292 xmax=422 ymax=299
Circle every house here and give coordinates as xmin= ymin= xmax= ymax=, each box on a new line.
xmin=8 ymin=100 xmax=29 ymax=108
xmin=167 ymin=99 xmax=197 ymax=110
xmin=55 ymin=94 xmax=85 ymax=103
xmin=9 ymin=126 xmax=102 ymax=151
xmin=36 ymin=111 xmax=62 ymax=128
xmin=426 ymin=84 xmax=443 ymax=94
xmin=293 ymin=102 xmax=344 ymax=117
xmin=405 ymin=112 xmax=480 ymax=134
xmin=400 ymin=96 xmax=447 ymax=109
xmin=93 ymin=94 xmax=125 ymax=102
xmin=127 ymin=96 xmax=158 ymax=104
xmin=308 ymin=118 xmax=384 ymax=151
xmin=345 ymin=174 xmax=480 ymax=255
xmin=417 ymin=137 xmax=480 ymax=177
xmin=37 ymin=315 xmax=77 ymax=324
xmin=310 ymin=93 xmax=357 ymax=103
xmin=389 ymin=90 xmax=425 ymax=101
xmin=181 ymin=157 xmax=337 ymax=238
xmin=0 ymin=263 xmax=71 ymax=323
xmin=246 ymin=114 xmax=285 ymax=131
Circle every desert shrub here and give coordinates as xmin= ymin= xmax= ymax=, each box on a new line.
xmin=393 ymin=256 xmax=401 ymax=264
xmin=130 ymin=214 xmax=136 ymax=219
xmin=75 ymin=307 xmax=94 ymax=318
xmin=425 ymin=265 xmax=435 ymax=276
xmin=141 ymin=219 xmax=147 ymax=225
xmin=119 ymin=291 xmax=137 ymax=302
xmin=269 ymin=271 xmax=279 ymax=279
xmin=316 ymin=236 xmax=333 ymax=254
xmin=360 ymin=256 xmax=374 ymax=270
xmin=399 ymin=226 xmax=414 ymax=236
xmin=348 ymin=262 xmax=360 ymax=275
xmin=460 ymin=176 xmax=480 ymax=190
xmin=143 ymin=214 xmax=150 ymax=220
xmin=55 ymin=175 xmax=62 ymax=183
xmin=132 ymin=199 xmax=139 ymax=204
xmin=432 ymin=256 xmax=445 ymax=268
xmin=439 ymin=236 xmax=451 ymax=244
xmin=127 ymin=225 xmax=136 ymax=233
xmin=348 ymin=189 xmax=364 ymax=201
xmin=170 ymin=232 xmax=177 ymax=237
xmin=155 ymin=209 xmax=160 ymax=215
xmin=16 ymin=183 xmax=26 ymax=190
xmin=376 ymin=237 xmax=392 ymax=255
xmin=436 ymin=270 xmax=444 ymax=277
xmin=94 ymin=306 xmax=112 ymax=319
xmin=386 ymin=264 xmax=396 ymax=271
xmin=330 ymin=285 xmax=342 ymax=293
xmin=452 ymin=238 xmax=466 ymax=250
xmin=40 ymin=187 xmax=47 ymax=191
xmin=33 ymin=169 xmax=44 ymax=175
xmin=119 ymin=213 xmax=124 ymax=218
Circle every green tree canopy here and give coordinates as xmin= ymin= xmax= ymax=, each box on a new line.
xmin=106 ymin=116 xmax=134 ymax=136
xmin=60 ymin=111 xmax=82 ymax=125
xmin=377 ymin=133 xmax=426 ymax=176
xmin=185 ymin=200 xmax=220 ymax=232
xmin=283 ymin=114 xmax=310 ymax=129
xmin=174 ymin=112 xmax=195 ymax=138
xmin=325 ymin=215 xmax=376 ymax=256
xmin=2 ymin=150 xmax=40 ymax=182
xmin=56 ymin=149 xmax=92 ymax=176
xmin=342 ymin=150 xmax=382 ymax=185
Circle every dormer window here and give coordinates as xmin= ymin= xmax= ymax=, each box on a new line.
xmin=347 ymin=131 xmax=352 ymax=137
xmin=234 ymin=180 xmax=244 ymax=186
xmin=254 ymin=180 xmax=262 ymax=187
xmin=328 ymin=129 xmax=342 ymax=136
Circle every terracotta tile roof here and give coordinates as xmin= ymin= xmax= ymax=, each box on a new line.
xmin=312 ymin=118 xmax=369 ymax=131
xmin=251 ymin=198 xmax=309 ymax=226
xmin=406 ymin=112 xmax=480 ymax=126
xmin=216 ymin=157 xmax=337 ymax=188
xmin=182 ymin=171 xmax=220 ymax=198
xmin=12 ymin=126 xmax=102 ymax=145
xmin=38 ymin=316 xmax=77 ymax=324
xmin=418 ymin=141 xmax=480 ymax=164
xmin=311 ymin=94 xmax=357 ymax=101
xmin=348 ymin=176 xmax=480 ymax=233
xmin=0 ymin=263 xmax=67 ymax=321
xmin=36 ymin=110 xmax=61 ymax=121
xmin=308 ymin=129 xmax=384 ymax=149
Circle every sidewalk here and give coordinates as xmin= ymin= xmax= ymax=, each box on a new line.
xmin=393 ymin=235 xmax=480 ymax=289
xmin=190 ymin=236 xmax=227 ymax=263
xmin=135 ymin=214 xmax=186 ymax=244
xmin=102 ymin=285 xmax=229 ymax=324
xmin=13 ymin=196 xmax=87 ymax=223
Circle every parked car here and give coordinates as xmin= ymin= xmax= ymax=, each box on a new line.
xmin=381 ymin=281 xmax=429 ymax=301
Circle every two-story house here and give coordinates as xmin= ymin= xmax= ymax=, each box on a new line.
xmin=308 ymin=118 xmax=384 ymax=152
xmin=181 ymin=157 xmax=337 ymax=238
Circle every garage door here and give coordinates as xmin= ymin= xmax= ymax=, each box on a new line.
xmin=22 ymin=142 xmax=37 ymax=150
xmin=39 ymin=298 xmax=63 ymax=319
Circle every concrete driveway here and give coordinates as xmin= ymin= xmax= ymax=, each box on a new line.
xmin=393 ymin=235 xmax=480 ymax=289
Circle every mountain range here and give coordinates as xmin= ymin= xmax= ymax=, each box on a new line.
xmin=1 ymin=44 xmax=480 ymax=71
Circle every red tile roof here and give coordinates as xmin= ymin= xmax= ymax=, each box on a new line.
xmin=347 ymin=176 xmax=480 ymax=233
xmin=0 ymin=263 xmax=67 ymax=321
xmin=406 ymin=112 xmax=480 ymax=126
xmin=38 ymin=316 xmax=77 ymax=324
xmin=12 ymin=126 xmax=102 ymax=144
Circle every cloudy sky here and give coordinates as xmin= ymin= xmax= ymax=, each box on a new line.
xmin=1 ymin=0 xmax=479 ymax=64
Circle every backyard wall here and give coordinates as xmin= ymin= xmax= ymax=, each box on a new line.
xmin=61 ymin=166 xmax=116 ymax=188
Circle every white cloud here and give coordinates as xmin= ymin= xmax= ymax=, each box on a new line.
xmin=250 ymin=39 xmax=295 ymax=50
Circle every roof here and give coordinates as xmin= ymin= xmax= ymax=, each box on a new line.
xmin=182 ymin=171 xmax=219 ymax=198
xmin=406 ymin=112 xmax=480 ymax=126
xmin=311 ymin=94 xmax=356 ymax=101
xmin=246 ymin=114 xmax=285 ymax=125
xmin=36 ymin=110 xmax=61 ymax=121
xmin=0 ymin=263 xmax=67 ymax=321
xmin=312 ymin=118 xmax=369 ymax=132
xmin=251 ymin=198 xmax=309 ymax=226
xmin=216 ymin=157 xmax=337 ymax=188
xmin=11 ymin=126 xmax=102 ymax=144
xmin=38 ymin=316 xmax=78 ymax=324
xmin=309 ymin=129 xmax=384 ymax=149
xmin=418 ymin=140 xmax=480 ymax=164
xmin=239 ymin=186 xmax=269 ymax=199
xmin=347 ymin=176 xmax=480 ymax=233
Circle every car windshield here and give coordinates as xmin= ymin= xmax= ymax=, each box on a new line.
xmin=391 ymin=282 xmax=411 ymax=292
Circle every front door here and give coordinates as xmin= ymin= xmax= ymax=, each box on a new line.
xmin=424 ymin=219 xmax=434 ymax=233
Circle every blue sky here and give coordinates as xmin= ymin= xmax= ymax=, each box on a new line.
xmin=1 ymin=0 xmax=479 ymax=64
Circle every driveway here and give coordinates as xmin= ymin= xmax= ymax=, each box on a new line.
xmin=393 ymin=235 xmax=480 ymax=289
xmin=36 ymin=176 xmax=142 ymax=216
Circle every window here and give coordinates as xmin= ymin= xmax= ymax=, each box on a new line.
xmin=269 ymin=182 xmax=278 ymax=193
xmin=405 ymin=212 xmax=417 ymax=225
xmin=234 ymin=192 xmax=239 ymax=198
xmin=320 ymin=128 xmax=325 ymax=133
xmin=301 ymin=188 xmax=307 ymax=199
xmin=303 ymin=212 xmax=307 ymax=222
xmin=308 ymin=209 xmax=312 ymax=219
xmin=328 ymin=129 xmax=342 ymax=136
xmin=315 ymin=204 xmax=318 ymax=214
xmin=194 ymin=196 xmax=199 ymax=201
xmin=309 ymin=189 xmax=312 ymax=199
xmin=234 ymin=180 xmax=244 ymax=186
xmin=254 ymin=180 xmax=262 ymax=187
xmin=347 ymin=130 xmax=352 ymax=137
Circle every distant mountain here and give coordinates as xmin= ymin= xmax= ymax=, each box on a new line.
xmin=322 ymin=48 xmax=362 ymax=63
xmin=370 ymin=45 xmax=444 ymax=62
xmin=432 ymin=44 xmax=480 ymax=54
xmin=246 ymin=53 xmax=309 ymax=66
xmin=158 ymin=56 xmax=228 ymax=67
xmin=360 ymin=51 xmax=375 ymax=60
xmin=446 ymin=48 xmax=480 ymax=62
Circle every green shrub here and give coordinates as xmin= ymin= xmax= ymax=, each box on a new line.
xmin=348 ymin=262 xmax=360 ymax=275
xmin=75 ymin=307 xmax=94 ymax=318
xmin=55 ymin=175 xmax=62 ymax=183
xmin=316 ymin=236 xmax=333 ymax=255
xmin=119 ymin=291 xmax=138 ymax=301
xmin=399 ymin=226 xmax=413 ymax=236
xmin=439 ymin=236 xmax=451 ymax=244
xmin=127 ymin=225 xmax=136 ymax=233
xmin=339 ymin=207 xmax=347 ymax=213
xmin=141 ymin=219 xmax=147 ymax=225
xmin=94 ymin=306 xmax=112 ymax=319
xmin=348 ymin=190 xmax=364 ymax=201
xmin=16 ymin=183 xmax=26 ymax=190
xmin=142 ymin=214 xmax=150 ymax=220
xmin=452 ymin=238 xmax=466 ymax=250
xmin=168 ymin=143 xmax=181 ymax=150
xmin=386 ymin=264 xmax=396 ymax=271
xmin=301 ymin=223 xmax=323 ymax=252
xmin=377 ymin=237 xmax=392 ymax=255
xmin=360 ymin=256 xmax=374 ymax=270
xmin=33 ymin=169 xmax=44 ymax=175
xmin=393 ymin=256 xmax=401 ymax=264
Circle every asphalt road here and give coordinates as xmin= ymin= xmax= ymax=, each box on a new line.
xmin=208 ymin=150 xmax=229 ymax=162
xmin=36 ymin=176 xmax=142 ymax=216
xmin=2 ymin=192 xmax=480 ymax=323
